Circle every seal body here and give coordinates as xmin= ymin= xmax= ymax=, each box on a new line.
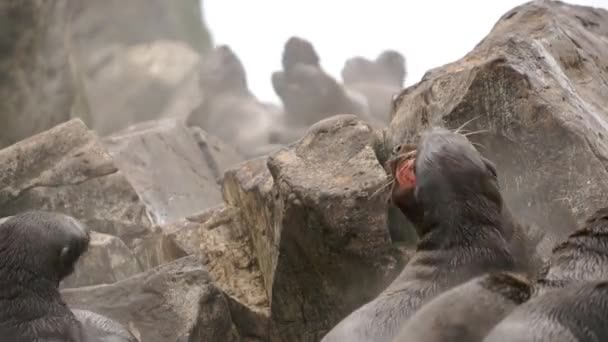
xmin=321 ymin=127 xmax=517 ymax=342
xmin=393 ymin=272 xmax=532 ymax=342
xmin=0 ymin=211 xmax=90 ymax=341
xmin=540 ymin=208 xmax=608 ymax=288
xmin=484 ymin=281 xmax=608 ymax=342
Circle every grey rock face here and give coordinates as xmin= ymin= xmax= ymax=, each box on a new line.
xmin=386 ymin=0 xmax=608 ymax=260
xmin=103 ymin=119 xmax=235 ymax=225
xmin=62 ymin=256 xmax=240 ymax=342
xmin=223 ymin=115 xmax=409 ymax=341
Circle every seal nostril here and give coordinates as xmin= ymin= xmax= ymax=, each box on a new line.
xmin=393 ymin=144 xmax=402 ymax=154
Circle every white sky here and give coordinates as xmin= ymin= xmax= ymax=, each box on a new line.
xmin=204 ymin=0 xmax=608 ymax=104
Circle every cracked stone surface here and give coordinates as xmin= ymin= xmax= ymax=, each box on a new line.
xmin=386 ymin=0 xmax=608 ymax=259
xmin=62 ymin=256 xmax=240 ymax=342
xmin=103 ymin=119 xmax=238 ymax=225
xmin=163 ymin=204 xmax=272 ymax=340
xmin=223 ymin=115 xmax=409 ymax=341
xmin=0 ymin=118 xmax=153 ymax=243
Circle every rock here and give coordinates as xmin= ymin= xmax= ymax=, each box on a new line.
xmin=103 ymin=119 xmax=231 ymax=225
xmin=0 ymin=119 xmax=152 ymax=243
xmin=62 ymin=256 xmax=240 ymax=342
xmin=341 ymin=50 xmax=407 ymax=124
xmin=189 ymin=126 xmax=245 ymax=180
xmin=223 ymin=115 xmax=408 ymax=341
xmin=163 ymin=204 xmax=272 ymax=340
xmin=386 ymin=0 xmax=608 ymax=259
xmin=62 ymin=232 xmax=142 ymax=289
xmin=0 ymin=0 xmax=213 ymax=148
xmin=68 ymin=0 xmax=212 ymax=56
xmin=271 ymin=37 xmax=381 ymax=135
xmin=76 ymin=40 xmax=204 ymax=136
xmin=0 ymin=0 xmax=78 ymax=149
xmin=187 ymin=45 xmax=281 ymax=158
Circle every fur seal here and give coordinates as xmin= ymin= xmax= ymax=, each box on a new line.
xmin=321 ymin=127 xmax=517 ymax=342
xmin=0 ymin=211 xmax=91 ymax=341
xmin=484 ymin=280 xmax=608 ymax=342
xmin=271 ymin=36 xmax=380 ymax=134
xmin=341 ymin=50 xmax=406 ymax=123
xmin=533 ymin=206 xmax=608 ymax=295
xmin=393 ymin=272 xmax=533 ymax=342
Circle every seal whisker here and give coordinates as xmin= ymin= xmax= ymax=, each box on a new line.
xmin=463 ymin=129 xmax=489 ymax=137
xmin=369 ymin=178 xmax=395 ymax=199
xmin=454 ymin=116 xmax=481 ymax=134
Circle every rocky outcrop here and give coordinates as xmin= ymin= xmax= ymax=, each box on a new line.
xmin=0 ymin=0 xmax=213 ymax=148
xmin=74 ymin=40 xmax=204 ymax=136
xmin=103 ymin=119 xmax=239 ymax=225
xmin=271 ymin=37 xmax=383 ymax=144
xmin=0 ymin=118 xmax=152 ymax=242
xmin=62 ymin=256 xmax=240 ymax=342
xmin=0 ymin=0 xmax=77 ymax=149
xmin=224 ymin=115 xmax=408 ymax=341
xmin=187 ymin=45 xmax=282 ymax=158
xmin=386 ymin=0 xmax=608 ymax=259
xmin=163 ymin=205 xmax=273 ymax=340
xmin=342 ymin=50 xmax=407 ymax=124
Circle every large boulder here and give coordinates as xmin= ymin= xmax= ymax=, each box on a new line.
xmin=271 ymin=37 xmax=381 ymax=136
xmin=187 ymin=45 xmax=282 ymax=158
xmin=0 ymin=118 xmax=152 ymax=242
xmin=74 ymin=40 xmax=204 ymax=136
xmin=62 ymin=256 xmax=241 ymax=342
xmin=0 ymin=0 xmax=213 ymax=148
xmin=163 ymin=205 xmax=273 ymax=340
xmin=0 ymin=0 xmax=77 ymax=149
xmin=341 ymin=50 xmax=407 ymax=124
xmin=386 ymin=0 xmax=608 ymax=258
xmin=103 ymin=119 xmax=238 ymax=225
xmin=223 ymin=115 xmax=408 ymax=341
xmin=0 ymin=118 xmax=186 ymax=275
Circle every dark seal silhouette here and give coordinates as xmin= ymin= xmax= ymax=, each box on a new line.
xmin=0 ymin=211 xmax=136 ymax=342
xmin=321 ymin=127 xmax=517 ymax=342
xmin=0 ymin=211 xmax=91 ymax=341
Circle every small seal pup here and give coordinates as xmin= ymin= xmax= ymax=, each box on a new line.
xmin=393 ymin=272 xmax=533 ymax=342
xmin=0 ymin=211 xmax=136 ymax=342
xmin=534 ymin=206 xmax=608 ymax=295
xmin=483 ymin=280 xmax=608 ymax=342
xmin=321 ymin=127 xmax=517 ymax=342
xmin=0 ymin=211 xmax=91 ymax=341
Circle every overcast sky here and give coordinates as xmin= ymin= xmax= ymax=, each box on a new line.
xmin=204 ymin=0 xmax=608 ymax=104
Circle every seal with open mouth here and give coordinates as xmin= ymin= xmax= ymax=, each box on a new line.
xmin=321 ymin=127 xmax=518 ymax=342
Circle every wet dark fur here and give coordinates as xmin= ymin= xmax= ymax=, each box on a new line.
xmin=321 ymin=127 xmax=516 ymax=342
xmin=393 ymin=272 xmax=532 ymax=342
xmin=485 ymin=281 xmax=608 ymax=342
xmin=534 ymin=207 xmax=608 ymax=295
xmin=0 ymin=211 xmax=90 ymax=341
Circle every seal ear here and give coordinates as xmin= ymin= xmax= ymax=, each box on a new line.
xmin=481 ymin=156 xmax=498 ymax=178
